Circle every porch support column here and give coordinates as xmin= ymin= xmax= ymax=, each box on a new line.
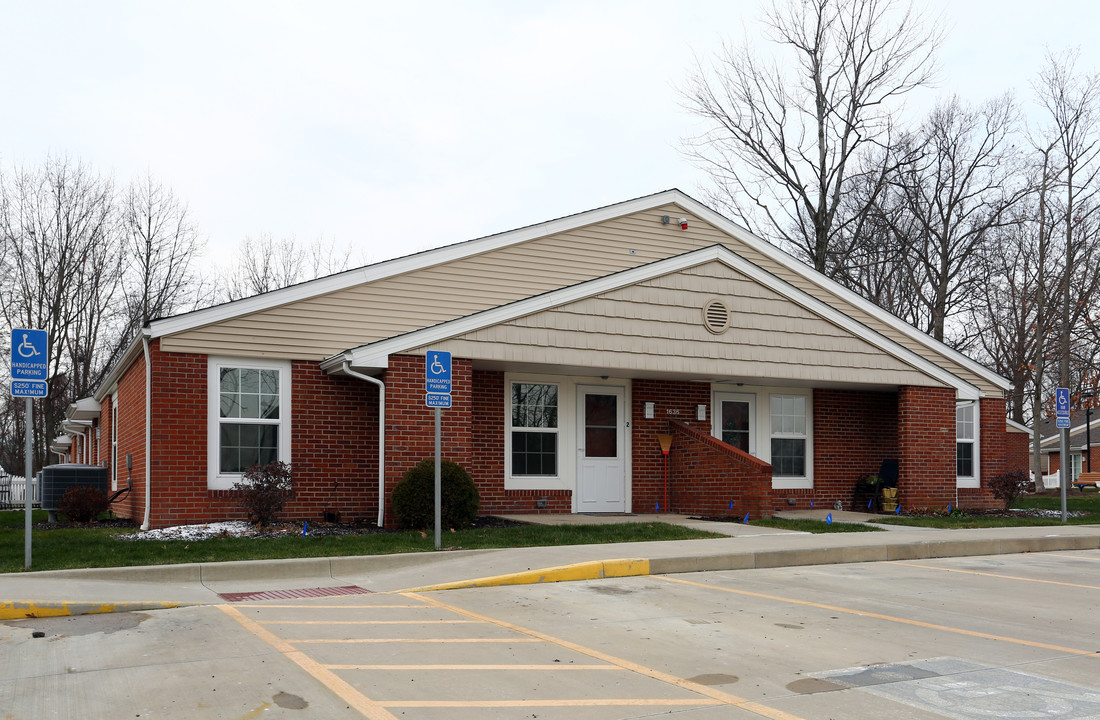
xmin=897 ymin=386 xmax=955 ymax=509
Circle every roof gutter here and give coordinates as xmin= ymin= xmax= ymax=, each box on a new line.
xmin=340 ymin=361 xmax=386 ymax=528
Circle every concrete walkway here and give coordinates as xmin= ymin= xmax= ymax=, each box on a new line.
xmin=2 ymin=517 xmax=1098 ymax=619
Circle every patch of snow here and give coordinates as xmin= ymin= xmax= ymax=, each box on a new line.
xmin=120 ymin=521 xmax=257 ymax=541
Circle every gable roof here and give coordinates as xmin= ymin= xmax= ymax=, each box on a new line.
xmin=96 ymin=189 xmax=1009 ymax=400
xmin=321 ymin=245 xmax=983 ymax=399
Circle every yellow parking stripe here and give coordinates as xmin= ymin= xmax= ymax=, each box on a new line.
xmin=383 ymin=698 xmax=717 ymax=708
xmin=894 ymin=562 xmax=1100 ymax=590
xmin=218 ymin=604 xmax=399 ymax=720
xmin=407 ymin=592 xmax=808 ymax=720
xmin=294 ymin=637 xmax=540 ymax=644
xmin=256 ymin=619 xmax=478 ymax=625
xmin=657 ymin=576 xmax=1100 ymax=658
xmin=242 ymin=604 xmax=424 ymax=609
xmin=324 ymin=664 xmax=619 ymax=670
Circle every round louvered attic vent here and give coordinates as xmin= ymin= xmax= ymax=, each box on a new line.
xmin=702 ymin=299 xmax=730 ymax=334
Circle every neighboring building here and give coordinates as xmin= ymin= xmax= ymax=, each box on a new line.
xmin=1036 ymin=411 xmax=1100 ymax=483
xmin=58 ymin=190 xmax=1023 ymax=528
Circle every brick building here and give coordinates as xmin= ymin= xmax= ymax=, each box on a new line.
xmin=63 ymin=190 xmax=1024 ymax=528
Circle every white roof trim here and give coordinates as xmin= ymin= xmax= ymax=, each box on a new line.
xmin=324 ymin=245 xmax=983 ymax=399
xmin=1006 ymin=418 xmax=1031 ymax=434
xmin=148 ymin=190 xmax=695 ymax=339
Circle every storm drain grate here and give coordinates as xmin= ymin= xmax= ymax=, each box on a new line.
xmin=218 ymin=585 xmax=373 ymax=602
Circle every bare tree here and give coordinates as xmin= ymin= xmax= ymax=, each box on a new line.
xmin=884 ymin=95 xmax=1027 ymax=343
xmin=117 ymin=174 xmax=210 ymax=341
xmin=682 ymin=0 xmax=939 ymax=274
xmin=1034 ymin=50 xmax=1100 ymax=396
xmin=0 ymin=156 xmax=120 ymax=467
xmin=220 ymin=234 xmax=356 ymax=301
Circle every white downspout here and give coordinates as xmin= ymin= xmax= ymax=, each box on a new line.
xmin=141 ymin=333 xmax=152 ymax=531
xmin=341 ymin=361 xmax=386 ymax=527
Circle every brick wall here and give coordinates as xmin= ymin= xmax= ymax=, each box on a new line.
xmin=288 ymin=362 xmax=377 ymax=523
xmin=667 ymin=420 xmax=773 ymax=518
xmin=631 ymin=379 xmax=712 ymax=513
xmin=110 ymin=343 xmax=386 ymax=528
xmin=897 ymin=385 xmax=957 ymax=509
xmin=148 ymin=344 xmax=209 ymax=527
xmin=381 ymin=354 xmax=473 ymax=526
xmin=469 ymin=370 xmax=572 ymax=514
xmin=1006 ymin=431 xmax=1031 ymax=477
xmin=957 ymin=397 xmax=1006 ymax=509
xmin=111 ymin=346 xmax=147 ymax=524
xmin=795 ymin=389 xmax=898 ymax=512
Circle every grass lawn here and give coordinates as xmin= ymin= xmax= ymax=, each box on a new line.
xmin=873 ymin=490 xmax=1100 ymax=529
xmin=751 ymin=518 xmax=884 ymax=533
xmin=0 ymin=512 xmax=723 ymax=573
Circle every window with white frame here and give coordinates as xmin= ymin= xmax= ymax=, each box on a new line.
xmin=208 ymin=358 xmax=291 ymax=489
xmin=510 ymin=382 xmax=558 ymax=476
xmin=770 ymin=395 xmax=807 ymax=478
xmin=957 ymin=402 xmax=976 ymax=481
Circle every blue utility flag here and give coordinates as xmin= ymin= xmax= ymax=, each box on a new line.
xmin=729 ymin=500 xmax=733 ymax=510
xmin=742 ymin=512 xmax=749 ymax=524
xmin=867 ymin=497 xmax=873 ymax=509
xmin=810 ymin=499 xmax=814 ymax=508
xmin=895 ymin=505 xmax=901 ymax=515
xmin=947 ymin=503 xmax=952 ymax=514
xmin=825 ymin=513 xmax=833 ymax=525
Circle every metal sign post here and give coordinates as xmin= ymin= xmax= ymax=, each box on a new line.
xmin=425 ymin=352 xmax=452 ymax=550
xmin=1056 ymin=387 xmax=1070 ymax=523
xmin=11 ymin=328 xmax=49 ymax=569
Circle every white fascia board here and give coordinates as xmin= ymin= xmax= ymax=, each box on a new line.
xmin=335 ymin=245 xmax=982 ymax=399
xmin=1006 ymin=418 xmax=1031 ymax=434
xmin=150 ymin=190 xmax=690 ymax=339
xmin=671 ymin=195 xmax=1012 ymax=392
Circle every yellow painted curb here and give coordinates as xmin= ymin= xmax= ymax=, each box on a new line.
xmin=0 ymin=600 xmax=194 ymax=619
xmin=399 ymin=558 xmax=651 ymax=593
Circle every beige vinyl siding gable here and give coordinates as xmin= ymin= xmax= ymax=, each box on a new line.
xmin=158 ymin=195 xmax=1003 ymax=396
xmin=160 ymin=204 xmax=724 ymax=359
xmin=417 ymin=261 xmax=943 ymax=387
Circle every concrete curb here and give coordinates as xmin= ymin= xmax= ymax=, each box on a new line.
xmin=20 ymin=547 xmax=491 ymax=584
xmin=399 ymin=558 xmax=651 ymax=593
xmin=6 ymin=531 xmax=1098 ymax=616
xmin=0 ymin=600 xmax=196 ymax=620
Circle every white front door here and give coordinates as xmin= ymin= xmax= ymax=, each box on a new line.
xmin=576 ymin=385 xmax=626 ymax=513
xmin=713 ymin=392 xmax=756 ymax=455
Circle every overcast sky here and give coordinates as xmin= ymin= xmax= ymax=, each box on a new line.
xmin=3 ymin=1 xmax=1099 ymax=269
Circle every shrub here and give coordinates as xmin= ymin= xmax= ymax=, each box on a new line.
xmin=232 ymin=461 xmax=292 ymax=526
xmin=392 ymin=459 xmax=480 ymax=530
xmin=990 ymin=469 xmax=1031 ymax=511
xmin=60 ymin=485 xmax=109 ymax=523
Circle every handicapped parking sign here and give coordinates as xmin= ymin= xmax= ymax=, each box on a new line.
xmin=425 ymin=351 xmax=451 ymax=394
xmin=10 ymin=329 xmax=48 ymax=381
xmin=1056 ymin=387 xmax=1071 ymax=428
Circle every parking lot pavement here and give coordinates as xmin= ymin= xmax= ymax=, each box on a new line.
xmin=7 ymin=549 xmax=1098 ymax=719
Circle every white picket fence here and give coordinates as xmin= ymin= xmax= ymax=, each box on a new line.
xmin=0 ymin=471 xmax=40 ymax=508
